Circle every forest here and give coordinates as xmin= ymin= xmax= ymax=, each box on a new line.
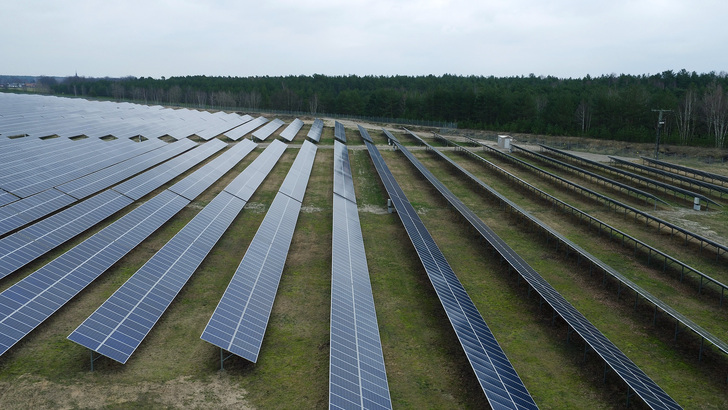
xmin=37 ymin=70 xmax=728 ymax=148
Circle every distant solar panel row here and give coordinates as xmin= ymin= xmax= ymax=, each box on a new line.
xmin=200 ymin=140 xmax=318 ymax=363
xmin=362 ymin=129 xmax=538 ymax=410
xmin=252 ymin=119 xmax=286 ymax=142
xmin=0 ymin=139 xmax=256 ymax=358
xmin=0 ymin=139 xmax=226 ymax=279
xmin=610 ymin=156 xmax=728 ymax=196
xmin=641 ymin=156 xmax=728 ymax=185
xmin=0 ymin=93 xmax=249 ymax=140
xmin=397 ymin=129 xmax=681 ymax=410
xmin=225 ymin=116 xmax=268 ymax=141
xmin=279 ymin=118 xmax=303 ymax=142
xmin=307 ymin=118 xmax=324 ymax=143
xmin=334 ymin=121 xmax=346 ymax=143
xmin=68 ymin=141 xmax=288 ymax=364
xmin=330 ymin=140 xmax=392 ymax=410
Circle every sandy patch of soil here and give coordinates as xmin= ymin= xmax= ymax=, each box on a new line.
xmin=0 ymin=374 xmax=251 ymax=410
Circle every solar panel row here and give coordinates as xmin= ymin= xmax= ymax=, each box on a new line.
xmin=279 ymin=118 xmax=303 ymax=142
xmin=0 ymin=189 xmax=76 ymax=236
xmin=252 ymin=119 xmax=286 ymax=142
xmin=1 ymin=138 xmax=167 ymax=198
xmin=307 ymin=119 xmax=324 ymax=143
xmin=68 ymin=191 xmax=247 ymax=364
xmin=397 ymin=129 xmax=681 ymax=410
xmin=225 ymin=139 xmax=288 ymax=202
xmin=334 ymin=121 xmax=346 ymax=143
xmin=200 ymin=140 xmax=318 ymax=363
xmin=56 ymin=139 xmax=197 ymax=200
xmin=68 ymin=140 xmax=283 ymax=364
xmin=224 ymin=116 xmax=268 ymax=141
xmin=0 ymin=139 xmax=227 ymax=280
xmin=330 ymin=140 xmax=392 ymax=410
xmin=0 ymin=93 xmax=249 ymax=140
xmin=0 ymin=138 xmax=258 ymax=358
xmin=361 ymin=129 xmax=538 ymax=410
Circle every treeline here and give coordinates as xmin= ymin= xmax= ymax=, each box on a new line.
xmin=46 ymin=71 xmax=728 ymax=148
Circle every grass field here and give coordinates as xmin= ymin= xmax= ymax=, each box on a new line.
xmin=0 ymin=122 xmax=727 ymax=409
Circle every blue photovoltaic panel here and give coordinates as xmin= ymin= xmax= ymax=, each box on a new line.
xmin=401 ymin=130 xmax=682 ymax=410
xmin=357 ymin=125 xmax=373 ymax=144
xmin=169 ymin=139 xmax=257 ymax=201
xmin=334 ymin=121 xmax=346 ymax=143
xmin=112 ymin=139 xmax=226 ymax=200
xmin=329 ymin=142 xmax=392 ymax=409
xmin=224 ymin=140 xmax=287 ymax=202
xmin=252 ymin=119 xmax=285 ymax=142
xmin=224 ymin=116 xmax=268 ymax=141
xmin=0 ymin=190 xmax=190 ymax=357
xmin=68 ymin=191 xmax=247 ymax=363
xmin=278 ymin=141 xmax=317 ymax=202
xmin=200 ymin=142 xmax=318 ymax=362
xmin=360 ymin=132 xmax=538 ymax=410
xmin=279 ymin=118 xmax=304 ymax=142
xmin=0 ymin=190 xmax=134 ymax=279
xmin=56 ymin=139 xmax=197 ymax=199
xmin=0 ymin=189 xmax=19 ymax=207
xmin=200 ymin=192 xmax=301 ymax=362
xmin=0 ymin=189 xmax=77 ymax=236
xmin=332 ymin=141 xmax=356 ymax=203
xmin=307 ymin=119 xmax=324 ymax=143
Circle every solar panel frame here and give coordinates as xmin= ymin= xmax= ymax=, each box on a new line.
xmin=252 ymin=119 xmax=286 ymax=142
xmin=307 ymin=119 xmax=324 ymax=143
xmin=334 ymin=121 xmax=346 ymax=143
xmin=279 ymin=118 xmax=304 ymax=142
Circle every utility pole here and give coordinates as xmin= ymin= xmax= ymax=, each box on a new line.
xmin=652 ymin=109 xmax=672 ymax=159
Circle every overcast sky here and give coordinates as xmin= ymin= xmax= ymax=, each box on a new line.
xmin=3 ymin=0 xmax=727 ymax=79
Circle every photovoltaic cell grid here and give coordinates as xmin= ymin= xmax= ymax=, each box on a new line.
xmin=0 ymin=189 xmax=19 ymax=208
xmin=0 ymin=189 xmax=76 ymax=236
xmin=0 ymin=93 xmax=250 ymax=141
xmin=330 ymin=140 xmax=392 ymax=410
xmin=398 ymin=129 xmax=682 ymax=410
xmin=200 ymin=141 xmax=318 ymax=363
xmin=225 ymin=139 xmax=288 ymax=202
xmin=68 ymin=191 xmax=247 ymax=363
xmin=0 ymin=139 xmax=227 ymax=279
xmin=224 ymin=116 xmax=269 ymax=141
xmin=0 ymin=190 xmax=189 ymax=357
xmin=279 ymin=118 xmax=304 ymax=142
xmin=67 ymin=139 xmax=280 ymax=363
xmin=307 ymin=119 xmax=324 ymax=143
xmin=252 ymin=119 xmax=285 ymax=142
xmin=56 ymin=138 xmax=197 ymax=200
xmin=0 ymin=137 xmax=256 ymax=358
xmin=360 ymin=128 xmax=538 ymax=410
xmin=334 ymin=121 xmax=346 ymax=143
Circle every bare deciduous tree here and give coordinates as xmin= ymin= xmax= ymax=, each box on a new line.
xmin=574 ymin=99 xmax=592 ymax=135
xmin=702 ymin=82 xmax=728 ymax=148
xmin=675 ymin=88 xmax=696 ymax=144
xmin=308 ymin=93 xmax=318 ymax=114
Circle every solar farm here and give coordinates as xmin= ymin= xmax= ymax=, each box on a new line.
xmin=0 ymin=93 xmax=727 ymax=409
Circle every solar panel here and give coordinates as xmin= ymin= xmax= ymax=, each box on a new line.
xmin=279 ymin=118 xmax=304 ymax=142
xmin=0 ymin=189 xmax=190 ymax=357
xmin=0 ymin=189 xmax=19 ymax=208
xmin=0 ymin=190 xmax=134 ymax=279
xmin=334 ymin=121 xmax=346 ymax=143
xmin=56 ymin=138 xmax=197 ymax=199
xmin=307 ymin=119 xmax=324 ymax=143
xmin=200 ymin=143 xmax=319 ymax=363
xmin=398 ymin=128 xmax=681 ymax=410
xmin=359 ymin=130 xmax=538 ymax=409
xmin=224 ymin=140 xmax=288 ymax=202
xmin=333 ymin=141 xmax=356 ymax=203
xmin=278 ymin=141 xmax=318 ymax=202
xmin=252 ymin=119 xmax=286 ymax=142
xmin=68 ymin=191 xmax=247 ymax=364
xmin=329 ymin=140 xmax=392 ymax=410
xmin=112 ymin=139 xmax=226 ymax=200
xmin=224 ymin=116 xmax=269 ymax=141
xmin=169 ymin=139 xmax=257 ymax=201
xmin=0 ymin=189 xmax=77 ymax=236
